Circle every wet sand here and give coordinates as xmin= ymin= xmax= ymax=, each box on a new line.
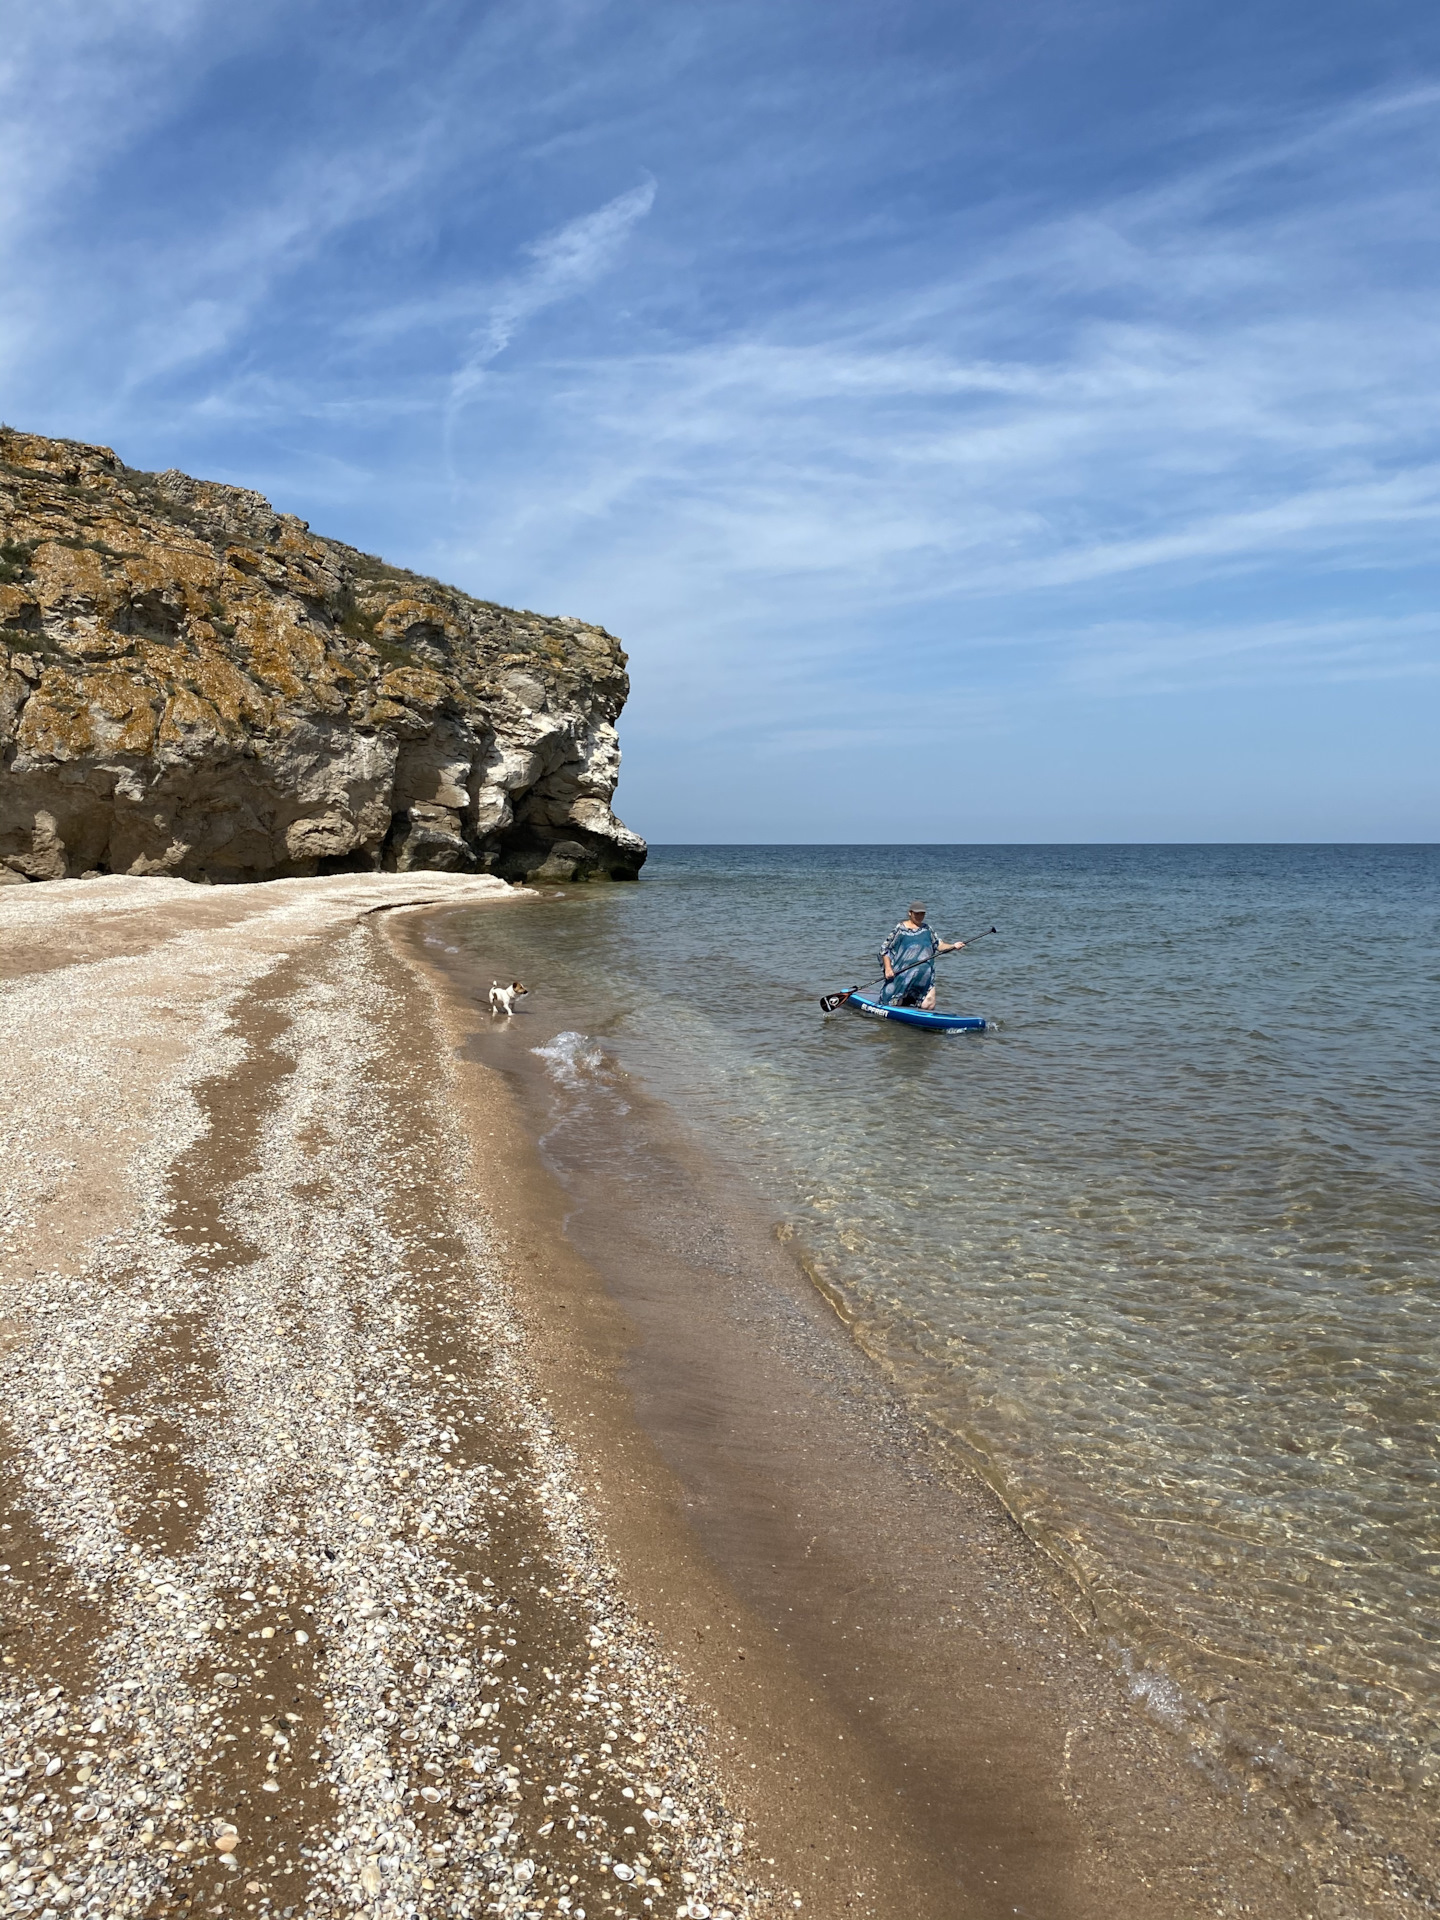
xmin=406 ymin=906 xmax=1324 ymax=1920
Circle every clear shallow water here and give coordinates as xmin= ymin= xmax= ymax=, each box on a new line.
xmin=453 ymin=845 xmax=1440 ymax=1861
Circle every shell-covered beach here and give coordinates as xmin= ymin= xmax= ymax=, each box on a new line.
xmin=0 ymin=876 xmax=774 ymax=1920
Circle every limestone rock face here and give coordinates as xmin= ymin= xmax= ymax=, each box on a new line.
xmin=0 ymin=430 xmax=646 ymax=884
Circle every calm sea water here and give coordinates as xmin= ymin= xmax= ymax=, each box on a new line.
xmin=451 ymin=845 xmax=1439 ymax=1869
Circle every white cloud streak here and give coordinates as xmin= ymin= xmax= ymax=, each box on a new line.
xmin=447 ymin=178 xmax=657 ymax=411
xmin=0 ymin=0 xmax=216 ymax=240
xmin=429 ymin=79 xmax=1440 ymax=707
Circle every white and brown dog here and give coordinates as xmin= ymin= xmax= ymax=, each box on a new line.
xmin=488 ymin=979 xmax=529 ymax=1016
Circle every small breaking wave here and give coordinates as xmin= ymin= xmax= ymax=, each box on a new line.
xmin=1117 ymin=1649 xmax=1189 ymax=1732
xmin=531 ymin=1031 xmax=608 ymax=1089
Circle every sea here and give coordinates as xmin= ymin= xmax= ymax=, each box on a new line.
xmin=446 ymin=844 xmax=1439 ymax=1883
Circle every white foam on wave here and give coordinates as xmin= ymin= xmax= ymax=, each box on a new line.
xmin=1117 ymin=1648 xmax=1188 ymax=1731
xmin=531 ymin=1030 xmax=607 ymax=1089
xmin=531 ymin=1031 xmax=630 ymax=1114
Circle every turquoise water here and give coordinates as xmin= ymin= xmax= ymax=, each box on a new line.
xmin=452 ymin=845 xmax=1440 ymax=1873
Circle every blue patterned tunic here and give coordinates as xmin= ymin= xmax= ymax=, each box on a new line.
xmin=879 ymin=921 xmax=939 ymax=1005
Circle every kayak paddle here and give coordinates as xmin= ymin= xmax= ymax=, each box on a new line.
xmin=819 ymin=927 xmax=998 ymax=1013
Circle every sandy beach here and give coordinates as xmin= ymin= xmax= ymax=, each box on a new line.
xmin=0 ymin=875 xmax=771 ymax=1920
xmin=0 ymin=876 xmax=1321 ymax=1920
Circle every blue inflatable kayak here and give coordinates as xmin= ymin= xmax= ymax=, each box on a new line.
xmin=847 ymin=992 xmax=986 ymax=1033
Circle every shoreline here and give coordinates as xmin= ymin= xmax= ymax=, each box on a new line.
xmin=405 ymin=904 xmax=1321 ymax=1920
xmin=0 ymin=871 xmax=1345 ymax=1918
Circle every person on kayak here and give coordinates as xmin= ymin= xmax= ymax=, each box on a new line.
xmin=880 ymin=902 xmax=966 ymax=1009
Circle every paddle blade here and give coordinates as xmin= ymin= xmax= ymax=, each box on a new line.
xmin=819 ymin=990 xmax=854 ymax=1013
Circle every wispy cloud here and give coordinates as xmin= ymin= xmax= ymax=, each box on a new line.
xmin=1058 ymin=612 xmax=1440 ymax=696
xmin=448 ymin=179 xmax=657 ymax=413
xmin=432 ymin=78 xmax=1440 ymax=674
xmin=0 ymin=0 xmax=220 ymax=240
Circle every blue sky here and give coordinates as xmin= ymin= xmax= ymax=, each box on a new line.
xmin=2 ymin=0 xmax=1437 ymax=841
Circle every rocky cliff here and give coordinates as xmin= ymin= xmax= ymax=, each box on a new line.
xmin=0 ymin=429 xmax=646 ymax=885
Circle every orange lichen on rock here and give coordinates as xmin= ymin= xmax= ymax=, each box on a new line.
xmin=377 ymin=666 xmax=451 ymax=711
xmin=377 ymin=598 xmax=462 ymax=643
xmin=238 ymin=602 xmax=336 ymax=702
xmin=17 ymin=670 xmax=158 ymax=760
xmin=183 ymin=651 xmax=273 ymax=729
xmin=30 ymin=542 xmax=125 ymax=616
xmin=157 ymin=686 xmax=227 ymax=746
xmin=0 ymin=584 xmax=39 ymax=628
